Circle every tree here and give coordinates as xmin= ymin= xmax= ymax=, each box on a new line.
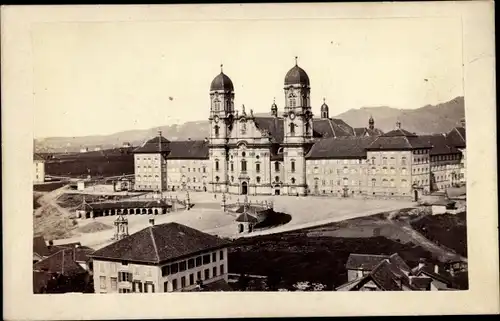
xmin=236 ymin=273 xmax=250 ymax=291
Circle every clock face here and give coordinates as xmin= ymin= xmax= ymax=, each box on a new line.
xmin=290 ymin=112 xmax=296 ymax=120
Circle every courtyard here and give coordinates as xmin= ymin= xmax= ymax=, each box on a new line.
xmin=51 ymin=189 xmax=415 ymax=250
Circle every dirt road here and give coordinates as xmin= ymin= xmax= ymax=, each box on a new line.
xmin=388 ymin=211 xmax=467 ymax=263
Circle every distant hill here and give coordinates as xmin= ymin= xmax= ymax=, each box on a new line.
xmin=34 ymin=96 xmax=464 ymax=153
xmin=336 ymin=96 xmax=465 ymax=134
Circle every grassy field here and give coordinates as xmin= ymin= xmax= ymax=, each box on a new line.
xmin=228 ymin=213 xmax=436 ymax=290
xmin=410 ymin=212 xmax=467 ymax=258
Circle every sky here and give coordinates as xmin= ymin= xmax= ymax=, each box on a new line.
xmin=32 ymin=16 xmax=463 ymax=138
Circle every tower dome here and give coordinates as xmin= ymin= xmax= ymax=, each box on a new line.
xmin=284 ymin=57 xmax=310 ymax=86
xmin=210 ymin=65 xmax=234 ymax=92
xmin=271 ymin=98 xmax=278 ymax=116
xmin=320 ymin=98 xmax=329 ymax=118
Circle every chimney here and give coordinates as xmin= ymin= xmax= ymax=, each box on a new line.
xmin=418 ymin=258 xmax=426 ymax=270
xmin=149 ymin=218 xmax=155 ymax=226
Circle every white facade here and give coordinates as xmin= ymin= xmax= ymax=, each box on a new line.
xmin=93 ymin=248 xmax=229 ymax=293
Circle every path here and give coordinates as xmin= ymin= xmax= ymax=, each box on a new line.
xmin=388 ymin=211 xmax=467 ymax=263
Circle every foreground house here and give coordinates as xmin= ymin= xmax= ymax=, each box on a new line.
xmin=337 ymin=253 xmax=458 ymax=291
xmin=33 ymin=153 xmax=45 ymax=184
xmin=89 ymin=221 xmax=232 ymax=293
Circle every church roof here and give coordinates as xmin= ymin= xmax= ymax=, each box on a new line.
xmin=90 ymin=222 xmax=231 ymax=264
xmin=420 ymin=134 xmax=461 ymax=156
xmin=133 ymin=135 xmax=171 ymax=154
xmin=253 ymin=117 xmax=284 ymax=143
xmin=306 ymin=137 xmax=377 ymax=159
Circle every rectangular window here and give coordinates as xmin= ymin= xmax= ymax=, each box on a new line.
xmin=256 ymin=163 xmax=260 ymax=173
xmin=220 ymin=264 xmax=225 ymax=275
xmin=188 ymin=259 xmax=195 ymax=269
xmin=110 ymin=277 xmax=117 ymax=291
xmin=171 ymin=263 xmax=179 ymax=274
xmin=291 ymin=162 xmax=295 ymax=172
xmin=213 ymin=266 xmax=217 ymax=277
xmin=100 ymin=276 xmax=106 ymax=289
xmin=204 ymin=269 xmax=210 ymax=280
xmin=179 ymin=261 xmax=187 ymax=272
xmin=161 ymin=265 xmax=170 ymax=276
xmin=219 ymin=250 xmax=224 ymax=260
xmin=133 ymin=281 xmax=143 ymax=293
xmin=203 ymin=254 xmax=211 ymax=264
xmin=195 ymin=257 xmax=202 ymax=267
xmin=118 ymin=271 xmax=132 ymax=282
xmin=163 ymin=281 xmax=169 ymax=292
xmin=197 ymin=271 xmax=202 ymax=280
xmin=212 ymin=252 xmax=217 ymax=262
xmin=230 ymin=163 xmax=234 ymax=172
xmin=189 ymin=273 xmax=195 ymax=285
xmin=181 ymin=276 xmax=186 ymax=288
xmin=172 ymin=279 xmax=178 ymax=291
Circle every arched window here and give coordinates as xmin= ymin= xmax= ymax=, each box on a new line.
xmin=242 ymin=151 xmax=246 ymax=157
xmin=371 ymin=157 xmax=376 ymax=165
xmin=289 ymin=98 xmax=296 ymax=108
xmin=215 ymin=176 xmax=220 ymax=182
xmin=291 ymin=160 xmax=296 ymax=173
xmin=241 ymin=159 xmax=247 ymax=172
xmin=305 ymin=122 xmax=310 ymax=135
xmin=390 ymin=179 xmax=395 ymax=187
xmin=343 ymin=167 xmax=348 ymax=174
xmin=291 ymin=177 xmax=296 ymax=184
xmin=290 ymin=123 xmax=295 ymax=135
xmin=213 ymin=99 xmax=221 ymax=112
xmin=214 ymin=125 xmax=219 ymax=137
xmin=231 ymin=176 xmax=234 ymax=182
xmin=401 ymin=179 xmax=407 ymax=187
xmin=382 ymin=157 xmax=387 ymax=165
xmin=343 ymin=178 xmax=348 ymax=186
xmin=401 ymin=157 xmax=407 ymax=165
xmin=371 ymin=178 xmax=376 ymax=187
xmin=390 ymin=167 xmax=395 ymax=174
xmin=401 ymin=167 xmax=407 ymax=175
xmin=382 ymin=179 xmax=388 ymax=187
xmin=371 ymin=167 xmax=376 ymax=175
xmin=256 ymin=176 xmax=261 ymax=183
xmin=215 ymin=160 xmax=219 ymax=172
xmin=275 ymin=176 xmax=280 ymax=183
xmin=383 ymin=167 xmax=388 ymax=174
xmin=274 ymin=162 xmax=280 ymax=172
xmin=255 ymin=163 xmax=260 ymax=173
xmin=230 ymin=162 xmax=234 ymax=172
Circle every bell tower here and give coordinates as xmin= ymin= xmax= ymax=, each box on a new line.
xmin=208 ymin=64 xmax=235 ymax=193
xmin=282 ymin=57 xmax=313 ymax=196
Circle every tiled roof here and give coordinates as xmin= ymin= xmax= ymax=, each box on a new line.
xmin=446 ymin=127 xmax=466 ymax=148
xmin=167 ymin=140 xmax=209 ymax=159
xmin=284 ymin=64 xmax=310 ymax=86
xmin=366 ymin=135 xmax=432 ymax=150
xmin=346 ymin=253 xmax=391 ymax=270
xmin=354 ymin=127 xmax=384 ymax=137
xmin=306 ymin=137 xmax=377 ymax=159
xmin=383 ymin=128 xmax=418 ymax=137
xmin=312 ymin=119 xmax=355 ymax=138
xmin=253 ymin=117 xmax=284 ymax=143
xmin=420 ymin=134 xmax=461 ymax=156
xmin=252 ymin=117 xmax=355 ymax=143
xmin=414 ymin=265 xmax=454 ymax=286
xmin=90 ymin=222 xmax=232 ymax=264
xmin=86 ymin=199 xmax=172 ymax=210
xmin=133 ymin=135 xmax=171 ymax=154
xmin=33 ymin=248 xmax=87 ymax=276
xmin=369 ymin=260 xmax=405 ymax=291
xmin=235 ymin=212 xmax=259 ymax=223
xmin=33 ymin=236 xmax=51 ymax=257
xmin=409 ymin=276 xmax=432 ymax=290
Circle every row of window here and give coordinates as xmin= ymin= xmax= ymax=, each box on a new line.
xmin=431 ymin=154 xmax=461 ymax=161
xmin=165 ymin=265 xmax=225 ymax=292
xmin=161 ymin=251 xmax=224 ymax=277
xmin=312 ymin=178 xmax=414 ymax=188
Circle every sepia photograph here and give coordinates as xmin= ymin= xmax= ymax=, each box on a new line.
xmin=2 ymin=2 xmax=498 ymax=319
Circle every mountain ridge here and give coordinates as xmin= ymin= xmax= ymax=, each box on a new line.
xmin=35 ymin=96 xmax=465 ymax=153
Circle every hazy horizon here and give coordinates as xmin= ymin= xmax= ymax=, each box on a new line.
xmin=33 ymin=16 xmax=464 ymax=139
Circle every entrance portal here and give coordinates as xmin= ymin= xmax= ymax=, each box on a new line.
xmin=241 ymin=182 xmax=248 ymax=195
xmin=274 ymin=188 xmax=280 ymax=195
xmin=414 ymin=189 xmax=419 ymax=202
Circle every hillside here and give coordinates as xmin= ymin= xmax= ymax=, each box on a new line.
xmin=336 ymin=96 xmax=465 ymax=134
xmin=34 ymin=96 xmax=464 ymax=153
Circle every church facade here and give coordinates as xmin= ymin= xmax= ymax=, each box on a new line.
xmin=132 ymin=60 xmax=466 ymax=200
